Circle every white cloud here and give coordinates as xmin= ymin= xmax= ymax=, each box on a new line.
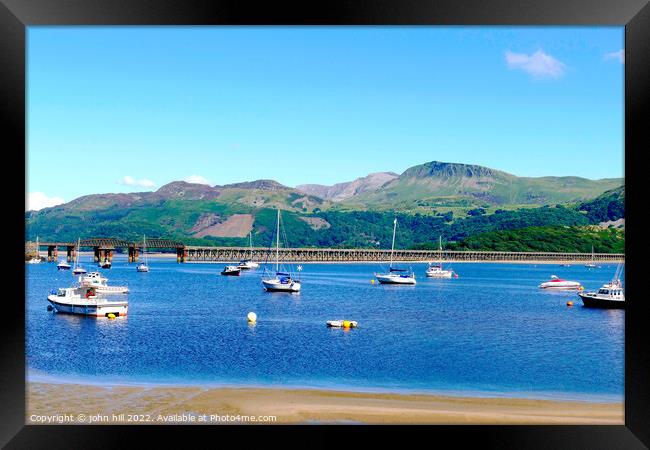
xmin=117 ymin=176 xmax=156 ymax=188
xmin=184 ymin=175 xmax=212 ymax=185
xmin=505 ymin=50 xmax=566 ymax=79
xmin=604 ymin=49 xmax=624 ymax=64
xmin=26 ymin=192 xmax=65 ymax=211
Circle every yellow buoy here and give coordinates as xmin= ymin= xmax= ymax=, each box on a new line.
xmin=247 ymin=312 xmax=257 ymax=323
xmin=566 ymin=301 xmax=574 ymax=307
xmin=371 ymin=279 xmax=375 ymax=284
xmin=107 ymin=313 xmax=116 ymax=319
xmin=343 ymin=320 xmax=351 ymax=328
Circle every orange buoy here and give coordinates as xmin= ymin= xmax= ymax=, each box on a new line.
xmin=567 ymin=301 xmax=574 ymax=307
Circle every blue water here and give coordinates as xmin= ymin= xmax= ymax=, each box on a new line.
xmin=26 ymin=258 xmax=624 ymax=402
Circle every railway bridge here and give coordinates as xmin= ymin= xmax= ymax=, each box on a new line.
xmin=28 ymin=238 xmax=625 ymax=264
xmin=184 ymin=246 xmax=625 ymax=264
xmin=34 ymin=238 xmax=187 ymax=263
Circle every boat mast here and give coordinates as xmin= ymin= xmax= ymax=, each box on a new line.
xmin=276 ymin=209 xmax=280 ymax=273
xmin=250 ymin=231 xmax=253 ymax=259
xmin=390 ymin=218 xmax=397 ymax=269
xmin=143 ymin=234 xmax=148 ymax=265
xmin=439 ymin=235 xmax=442 ymax=266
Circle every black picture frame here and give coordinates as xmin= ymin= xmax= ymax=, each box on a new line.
xmin=3 ymin=0 xmax=648 ymax=447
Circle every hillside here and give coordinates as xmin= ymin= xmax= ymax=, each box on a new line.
xmin=577 ymin=186 xmax=625 ymax=223
xmin=445 ymin=226 xmax=624 ymax=253
xmin=337 ymin=161 xmax=623 ymax=211
xmin=296 ymin=172 xmax=398 ymax=201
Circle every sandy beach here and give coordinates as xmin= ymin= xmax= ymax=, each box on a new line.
xmin=26 ymin=382 xmax=623 ymax=425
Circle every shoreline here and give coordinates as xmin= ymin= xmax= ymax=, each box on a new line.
xmin=26 ymin=381 xmax=624 ymax=425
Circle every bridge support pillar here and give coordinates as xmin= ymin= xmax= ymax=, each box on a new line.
xmin=177 ymin=247 xmax=187 ymax=263
xmin=94 ymin=247 xmax=100 ymax=262
xmin=66 ymin=245 xmax=75 ymax=262
xmin=47 ymin=246 xmax=57 ymax=262
xmin=128 ymin=246 xmax=139 ymax=262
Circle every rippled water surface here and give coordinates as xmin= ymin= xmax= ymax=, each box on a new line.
xmin=26 ymin=258 xmax=624 ymax=401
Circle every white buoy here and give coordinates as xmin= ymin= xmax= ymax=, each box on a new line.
xmin=247 ymin=312 xmax=257 ymax=323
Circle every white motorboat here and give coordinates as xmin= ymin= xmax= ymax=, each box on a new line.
xmin=426 ymin=236 xmax=454 ymax=278
xmin=57 ymin=260 xmax=71 ymax=270
xmin=238 ymin=232 xmax=260 ymax=270
xmin=27 ymin=236 xmax=42 ymax=264
xmin=136 ymin=235 xmax=150 ymax=272
xmin=261 ymin=209 xmax=301 ymax=293
xmin=375 ymin=218 xmax=416 ymax=285
xmin=72 ymin=238 xmax=87 ymax=275
xmin=221 ymin=265 xmax=241 ymax=276
xmin=99 ymin=259 xmax=112 ymax=269
xmin=538 ymin=275 xmax=583 ymax=291
xmin=79 ymin=272 xmax=129 ymax=294
xmin=578 ymin=265 xmax=625 ymax=309
xmin=47 ymin=286 xmax=128 ymax=317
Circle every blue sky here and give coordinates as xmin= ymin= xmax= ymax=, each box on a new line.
xmin=27 ymin=26 xmax=624 ymax=210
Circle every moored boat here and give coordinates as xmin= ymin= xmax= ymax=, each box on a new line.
xmin=426 ymin=236 xmax=454 ymax=278
xmin=99 ymin=259 xmax=112 ymax=269
xmin=538 ymin=275 xmax=583 ymax=290
xmin=578 ymin=265 xmax=625 ymax=308
xmin=47 ymin=286 xmax=128 ymax=317
xmin=326 ymin=320 xmax=358 ymax=328
xmin=57 ymin=260 xmax=71 ymax=270
xmin=79 ymin=272 xmax=129 ymax=294
xmin=375 ymin=218 xmax=416 ymax=285
xmin=136 ymin=234 xmax=150 ymax=272
xmin=72 ymin=238 xmax=87 ymax=275
xmin=238 ymin=232 xmax=260 ymax=270
xmin=27 ymin=236 xmax=42 ymax=264
xmin=221 ymin=265 xmax=241 ymax=276
xmin=261 ymin=209 xmax=301 ymax=293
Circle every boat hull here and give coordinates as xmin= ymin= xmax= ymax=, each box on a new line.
xmin=578 ymin=293 xmax=625 ymax=309
xmin=57 ymin=266 xmax=71 ymax=271
xmin=375 ymin=274 xmax=416 ymax=285
xmin=262 ymin=279 xmax=301 ymax=292
xmin=426 ymin=271 xmax=453 ymax=278
xmin=221 ymin=270 xmax=241 ymax=276
xmin=136 ymin=265 xmax=149 ymax=272
xmin=47 ymin=296 xmax=128 ymax=317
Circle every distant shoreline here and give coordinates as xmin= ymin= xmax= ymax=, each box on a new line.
xmin=26 ymin=380 xmax=623 ymax=425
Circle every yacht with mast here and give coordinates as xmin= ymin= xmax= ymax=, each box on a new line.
xmin=72 ymin=238 xmax=87 ymax=275
xmin=261 ymin=209 xmax=301 ymax=292
xmin=136 ymin=235 xmax=150 ymax=272
xmin=585 ymin=246 xmax=599 ymax=268
xmin=375 ymin=218 xmax=416 ymax=285
xmin=27 ymin=236 xmax=42 ymax=264
xmin=426 ymin=236 xmax=454 ymax=278
xmin=238 ymin=231 xmax=260 ymax=270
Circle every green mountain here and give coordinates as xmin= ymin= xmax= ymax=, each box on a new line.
xmin=335 ymin=161 xmax=623 ymax=211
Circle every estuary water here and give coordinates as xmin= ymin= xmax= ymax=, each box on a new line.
xmin=26 ymin=257 xmax=624 ymax=402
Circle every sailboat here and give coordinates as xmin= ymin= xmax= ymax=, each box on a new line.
xmin=426 ymin=236 xmax=454 ymax=278
xmin=585 ymin=246 xmax=598 ymax=268
xmin=27 ymin=236 xmax=41 ymax=264
xmin=238 ymin=231 xmax=260 ymax=270
xmin=374 ymin=218 xmax=416 ymax=285
xmin=136 ymin=235 xmax=150 ymax=272
xmin=72 ymin=238 xmax=87 ymax=275
xmin=261 ymin=209 xmax=301 ymax=292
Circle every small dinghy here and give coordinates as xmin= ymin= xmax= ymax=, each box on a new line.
xmin=326 ymin=320 xmax=358 ymax=328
